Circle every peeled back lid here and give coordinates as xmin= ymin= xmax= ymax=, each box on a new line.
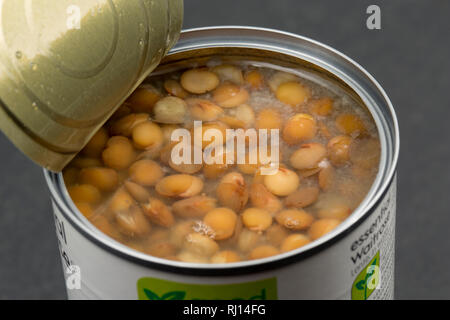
xmin=0 ymin=0 xmax=183 ymax=171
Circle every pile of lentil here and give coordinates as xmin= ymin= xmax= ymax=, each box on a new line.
xmin=63 ymin=62 xmax=381 ymax=264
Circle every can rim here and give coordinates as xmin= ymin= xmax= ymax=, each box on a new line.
xmin=44 ymin=26 xmax=399 ymax=276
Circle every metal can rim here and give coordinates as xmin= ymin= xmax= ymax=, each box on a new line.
xmin=44 ymin=26 xmax=399 ymax=276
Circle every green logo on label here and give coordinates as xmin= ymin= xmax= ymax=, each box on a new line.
xmin=137 ymin=277 xmax=278 ymax=300
xmin=352 ymin=251 xmax=380 ymax=300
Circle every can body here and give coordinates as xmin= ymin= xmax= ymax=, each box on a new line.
xmin=46 ymin=27 xmax=399 ymax=300
xmin=0 ymin=0 xmax=182 ymax=171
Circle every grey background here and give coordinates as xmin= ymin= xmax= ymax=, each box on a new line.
xmin=0 ymin=0 xmax=448 ymax=299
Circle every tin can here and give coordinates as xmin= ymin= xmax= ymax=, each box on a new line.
xmin=0 ymin=0 xmax=182 ymax=172
xmin=45 ymin=27 xmax=399 ymax=300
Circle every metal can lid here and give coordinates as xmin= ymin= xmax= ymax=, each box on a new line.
xmin=0 ymin=0 xmax=183 ymax=171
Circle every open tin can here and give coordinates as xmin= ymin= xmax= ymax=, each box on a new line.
xmin=45 ymin=26 xmax=399 ymax=300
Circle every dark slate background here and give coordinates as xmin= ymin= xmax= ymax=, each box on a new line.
xmin=0 ymin=0 xmax=448 ymax=299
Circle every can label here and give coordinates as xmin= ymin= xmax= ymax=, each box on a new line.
xmin=52 ymin=176 xmax=396 ymax=300
xmin=137 ymin=278 xmax=278 ymax=300
xmin=351 ymin=251 xmax=380 ymax=300
xmin=348 ymin=179 xmax=396 ymax=300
